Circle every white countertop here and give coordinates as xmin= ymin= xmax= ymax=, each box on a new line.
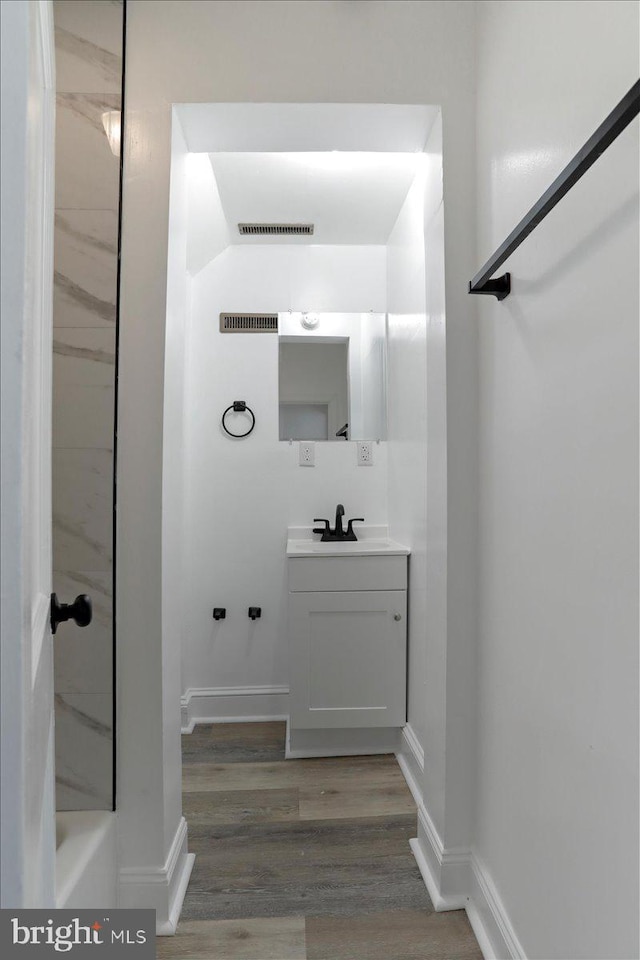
xmin=286 ymin=536 xmax=410 ymax=558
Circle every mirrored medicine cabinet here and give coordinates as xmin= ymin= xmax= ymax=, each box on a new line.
xmin=278 ymin=312 xmax=387 ymax=442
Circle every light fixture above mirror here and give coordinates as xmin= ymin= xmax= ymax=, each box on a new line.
xmin=300 ymin=313 xmax=320 ymax=330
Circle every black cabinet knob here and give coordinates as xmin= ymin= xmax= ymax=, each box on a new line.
xmin=213 ymin=607 xmax=226 ymax=620
xmin=248 ymin=607 xmax=261 ymax=621
xmin=50 ymin=593 xmax=92 ymax=635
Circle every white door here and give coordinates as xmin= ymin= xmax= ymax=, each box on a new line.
xmin=0 ymin=0 xmax=57 ymax=907
xmin=289 ymin=590 xmax=407 ymax=729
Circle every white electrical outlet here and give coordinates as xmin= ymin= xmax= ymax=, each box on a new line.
xmin=299 ymin=441 xmax=315 ymax=467
xmin=357 ymin=441 xmax=373 ymax=466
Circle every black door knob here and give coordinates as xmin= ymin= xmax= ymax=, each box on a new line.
xmin=50 ymin=593 xmax=93 ymax=635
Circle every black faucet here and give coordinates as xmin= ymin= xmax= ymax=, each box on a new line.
xmin=313 ymin=504 xmax=365 ymax=542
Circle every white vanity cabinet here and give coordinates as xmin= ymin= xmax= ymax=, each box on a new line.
xmin=287 ymin=549 xmax=408 ymax=732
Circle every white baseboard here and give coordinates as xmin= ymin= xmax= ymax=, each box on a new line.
xmin=118 ymin=816 xmax=195 ymax=935
xmin=411 ymin=802 xmax=469 ymax=911
xmin=395 ymin=723 xmax=424 ymax=805
xmin=409 ymin=800 xmax=525 ymax=960
xmin=467 ymin=853 xmax=526 ymax=960
xmin=181 ymin=685 xmax=289 ymax=733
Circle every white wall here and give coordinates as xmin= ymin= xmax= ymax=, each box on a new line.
xmin=119 ymin=0 xmax=477 ymax=923
xmin=117 ymin=110 xmax=194 ymax=928
xmin=161 ymin=115 xmax=190 ymax=851
xmin=387 ymin=164 xmax=429 ymax=751
xmin=387 ymin=116 xmax=453 ymax=845
xmin=474 ymin=2 xmax=639 ymax=958
xmin=360 ymin=310 xmax=387 ymax=440
xmin=186 ymin=154 xmax=229 ymax=276
xmin=182 ymin=245 xmax=389 ymax=698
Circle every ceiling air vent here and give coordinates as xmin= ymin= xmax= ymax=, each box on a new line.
xmin=238 ymin=222 xmax=314 ymax=236
xmin=219 ymin=313 xmax=279 ymax=333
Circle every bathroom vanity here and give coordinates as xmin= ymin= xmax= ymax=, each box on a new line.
xmin=286 ymin=531 xmax=410 ymax=758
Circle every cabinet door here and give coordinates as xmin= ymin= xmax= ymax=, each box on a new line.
xmin=289 ymin=591 xmax=407 ymax=729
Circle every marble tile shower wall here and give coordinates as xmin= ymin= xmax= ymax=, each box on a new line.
xmin=53 ymin=1 xmax=123 ymax=810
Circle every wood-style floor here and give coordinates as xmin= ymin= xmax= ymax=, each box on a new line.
xmin=157 ymin=722 xmax=482 ymax=959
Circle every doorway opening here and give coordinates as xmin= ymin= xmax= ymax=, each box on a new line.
xmin=161 ymin=101 xmax=462 ymax=954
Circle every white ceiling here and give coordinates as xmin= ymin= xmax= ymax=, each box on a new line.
xmin=208 ymin=152 xmax=425 ymax=245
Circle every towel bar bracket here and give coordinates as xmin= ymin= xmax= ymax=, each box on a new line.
xmin=468 ymin=273 xmax=511 ymax=300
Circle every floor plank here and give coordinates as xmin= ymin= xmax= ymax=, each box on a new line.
xmin=183 ymin=787 xmax=299 ymax=829
xmin=182 ymin=754 xmax=401 ymax=793
xmin=299 ymin=779 xmax=415 ymax=820
xmin=182 ymin=722 xmax=286 ymax=765
xmin=156 ymin=917 xmax=306 ymax=960
xmin=305 ymin=909 xmax=483 ymax=960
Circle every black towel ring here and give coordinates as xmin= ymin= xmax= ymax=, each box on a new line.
xmin=222 ymin=400 xmax=256 ymax=439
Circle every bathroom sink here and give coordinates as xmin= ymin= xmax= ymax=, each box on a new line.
xmin=286 ymin=537 xmax=409 ymax=557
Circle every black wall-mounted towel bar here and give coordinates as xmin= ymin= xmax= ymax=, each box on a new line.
xmin=468 ymin=79 xmax=640 ymax=301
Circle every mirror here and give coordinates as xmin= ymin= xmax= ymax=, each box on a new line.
xmin=278 ymin=312 xmax=387 ymax=441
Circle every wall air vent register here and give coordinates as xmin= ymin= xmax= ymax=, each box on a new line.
xmin=219 ymin=313 xmax=279 ymax=333
xmin=238 ymin=222 xmax=314 ymax=236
